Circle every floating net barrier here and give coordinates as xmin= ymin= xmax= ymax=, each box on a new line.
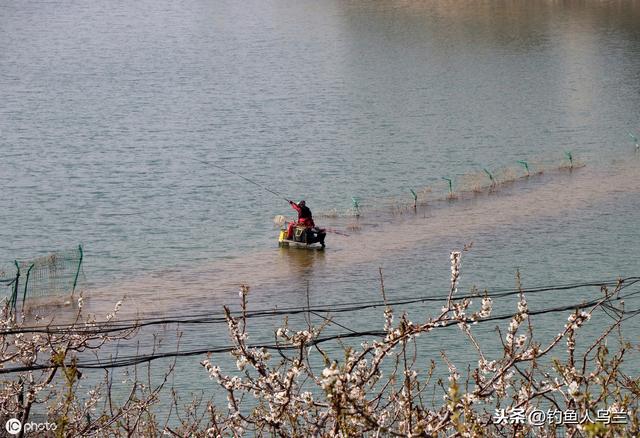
xmin=0 ymin=265 xmax=19 ymax=310
xmin=315 ymin=151 xmax=585 ymax=220
xmin=2 ymin=245 xmax=85 ymax=313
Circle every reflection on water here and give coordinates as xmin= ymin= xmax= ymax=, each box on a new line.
xmin=278 ymin=246 xmax=326 ymax=276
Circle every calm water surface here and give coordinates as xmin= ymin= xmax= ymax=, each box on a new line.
xmin=1 ymin=0 xmax=639 ymax=412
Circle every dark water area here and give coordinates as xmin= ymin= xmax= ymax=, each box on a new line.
xmin=1 ymin=0 xmax=639 ymax=414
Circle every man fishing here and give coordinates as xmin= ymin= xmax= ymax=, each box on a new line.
xmin=289 ymin=200 xmax=315 ymax=228
xmin=192 ymin=158 xmax=328 ymax=247
xmin=287 ymin=200 xmax=323 ymax=247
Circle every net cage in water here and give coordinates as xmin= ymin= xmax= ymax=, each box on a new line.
xmin=2 ymin=245 xmax=85 ymax=312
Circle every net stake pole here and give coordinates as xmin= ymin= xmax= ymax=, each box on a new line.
xmin=517 ymin=160 xmax=530 ymax=176
xmin=352 ymin=197 xmax=360 ymax=217
xmin=410 ymin=189 xmax=417 ymax=209
xmin=483 ymin=168 xmax=495 ymax=186
xmin=565 ymin=151 xmax=573 ymax=169
xmin=71 ymin=244 xmax=83 ymax=299
xmin=442 ymin=177 xmax=453 ymax=198
xmin=11 ymin=261 xmax=20 ymax=314
xmin=21 ymin=263 xmax=34 ymax=315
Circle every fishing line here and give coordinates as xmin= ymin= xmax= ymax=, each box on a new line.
xmin=190 ymin=157 xmax=290 ymax=203
xmin=191 ymin=157 xmax=349 ymax=236
xmin=323 ymin=227 xmax=350 ymax=236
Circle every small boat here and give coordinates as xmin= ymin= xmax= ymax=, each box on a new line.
xmin=278 ymin=224 xmax=326 ymax=249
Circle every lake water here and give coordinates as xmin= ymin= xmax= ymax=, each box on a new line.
xmin=1 ymin=0 xmax=639 ymax=416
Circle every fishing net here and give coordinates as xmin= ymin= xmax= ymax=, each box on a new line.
xmin=0 ymin=267 xmax=18 ymax=307
xmin=4 ymin=245 xmax=85 ymax=312
xmin=273 ymin=215 xmax=287 ymax=227
xmin=314 ymin=152 xmax=579 ymax=219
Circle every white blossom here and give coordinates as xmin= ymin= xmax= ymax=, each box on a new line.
xmin=567 ymin=381 xmax=580 ymax=398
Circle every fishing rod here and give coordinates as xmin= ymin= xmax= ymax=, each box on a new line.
xmin=191 ymin=157 xmax=290 ymax=203
xmin=193 ymin=156 xmax=350 ymax=237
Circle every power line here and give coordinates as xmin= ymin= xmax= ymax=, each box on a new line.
xmin=1 ymin=282 xmax=638 ymax=374
xmin=3 ymin=277 xmax=638 ymax=336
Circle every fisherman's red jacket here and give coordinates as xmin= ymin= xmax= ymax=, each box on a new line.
xmin=290 ymin=202 xmax=315 ymax=227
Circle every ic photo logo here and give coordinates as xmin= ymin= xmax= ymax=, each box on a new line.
xmin=5 ymin=418 xmax=21 ymax=435
xmin=5 ymin=418 xmax=57 ymax=435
